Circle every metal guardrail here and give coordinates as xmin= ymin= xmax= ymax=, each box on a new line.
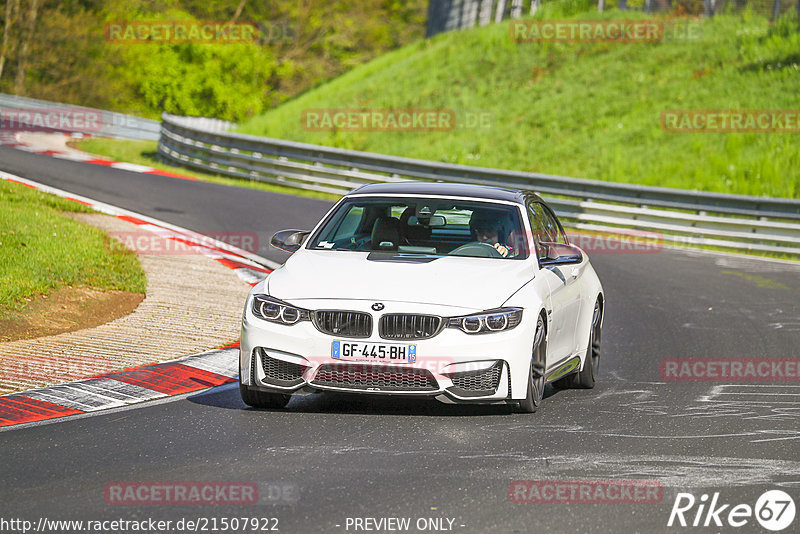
xmin=0 ymin=93 xmax=160 ymax=140
xmin=159 ymin=113 xmax=800 ymax=256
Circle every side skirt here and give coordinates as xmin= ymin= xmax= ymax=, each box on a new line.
xmin=545 ymin=355 xmax=581 ymax=383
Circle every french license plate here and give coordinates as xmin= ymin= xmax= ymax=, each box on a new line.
xmin=331 ymin=341 xmax=417 ymax=363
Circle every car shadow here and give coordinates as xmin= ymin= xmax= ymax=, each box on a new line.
xmin=188 ymin=382 xmax=561 ymax=417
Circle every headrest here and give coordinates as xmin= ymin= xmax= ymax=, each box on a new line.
xmin=371 ymin=217 xmax=400 ymax=250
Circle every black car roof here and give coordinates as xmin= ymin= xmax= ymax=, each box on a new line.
xmin=349 ymin=182 xmax=542 ymax=204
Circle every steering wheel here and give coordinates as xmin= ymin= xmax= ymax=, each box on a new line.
xmin=449 ymin=242 xmax=504 ymax=258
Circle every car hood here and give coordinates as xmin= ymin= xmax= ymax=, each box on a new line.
xmin=267 ymin=250 xmax=533 ymax=311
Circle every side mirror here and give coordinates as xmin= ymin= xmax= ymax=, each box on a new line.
xmin=271 ymin=229 xmax=310 ymax=253
xmin=539 ymin=242 xmax=583 ymax=267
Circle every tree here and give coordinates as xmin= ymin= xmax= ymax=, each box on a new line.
xmin=495 ymin=0 xmax=507 ymax=23
xmin=0 ymin=0 xmax=20 ymax=80
xmin=13 ymin=0 xmax=40 ymax=95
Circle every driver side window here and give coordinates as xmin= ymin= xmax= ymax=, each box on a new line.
xmin=540 ymin=205 xmax=567 ymax=245
xmin=527 ymin=202 xmax=566 ymax=260
xmin=527 ymin=203 xmax=547 ymax=260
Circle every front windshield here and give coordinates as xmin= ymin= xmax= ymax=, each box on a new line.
xmin=308 ymin=196 xmax=528 ymax=259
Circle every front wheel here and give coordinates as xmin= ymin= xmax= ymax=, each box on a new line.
xmin=515 ymin=315 xmax=546 ymax=413
xmin=239 ymin=382 xmax=291 ymax=409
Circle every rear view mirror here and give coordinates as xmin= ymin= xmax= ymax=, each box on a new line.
xmin=271 ymin=229 xmax=310 ymax=253
xmin=408 ymin=215 xmax=446 ymax=227
xmin=539 ymin=242 xmax=583 ymax=267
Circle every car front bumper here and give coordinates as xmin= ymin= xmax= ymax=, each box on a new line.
xmin=239 ymin=297 xmax=537 ymax=403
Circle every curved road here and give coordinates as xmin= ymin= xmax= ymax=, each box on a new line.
xmin=1 ymin=146 xmax=799 ymax=533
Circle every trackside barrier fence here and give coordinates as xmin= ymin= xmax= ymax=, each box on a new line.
xmin=156 ymin=112 xmax=800 ymax=257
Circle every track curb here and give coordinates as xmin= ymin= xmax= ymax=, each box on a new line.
xmin=0 ymin=131 xmax=195 ymax=180
xmin=0 ymin=170 xmax=276 ymax=429
xmin=0 ymin=345 xmax=240 ymax=428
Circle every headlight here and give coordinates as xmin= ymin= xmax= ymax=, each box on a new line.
xmin=252 ymin=295 xmax=311 ymax=325
xmin=447 ymin=308 xmax=523 ymax=334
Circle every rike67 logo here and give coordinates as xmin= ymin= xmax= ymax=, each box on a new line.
xmin=668 ymin=490 xmax=796 ymax=531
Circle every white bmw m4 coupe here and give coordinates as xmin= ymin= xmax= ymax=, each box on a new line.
xmin=240 ymin=182 xmax=604 ymax=412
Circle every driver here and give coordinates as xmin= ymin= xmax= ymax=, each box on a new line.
xmin=469 ymin=210 xmax=515 ymax=257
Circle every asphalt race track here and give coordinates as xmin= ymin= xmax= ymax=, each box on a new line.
xmin=1 ymin=145 xmax=799 ymax=533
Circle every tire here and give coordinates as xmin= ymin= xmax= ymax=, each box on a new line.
xmin=239 ymin=382 xmax=291 ymax=409
xmin=553 ymin=299 xmax=602 ymax=390
xmin=515 ymin=315 xmax=547 ymax=413
xmin=574 ymin=299 xmax=601 ymax=388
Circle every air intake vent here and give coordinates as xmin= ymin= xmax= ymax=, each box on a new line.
xmin=448 ymin=361 xmax=503 ymax=397
xmin=259 ymin=349 xmax=306 ymax=387
xmin=312 ymin=363 xmax=438 ymax=391
xmin=379 ymin=314 xmax=442 ymax=340
xmin=314 ymin=311 xmax=372 ymax=338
